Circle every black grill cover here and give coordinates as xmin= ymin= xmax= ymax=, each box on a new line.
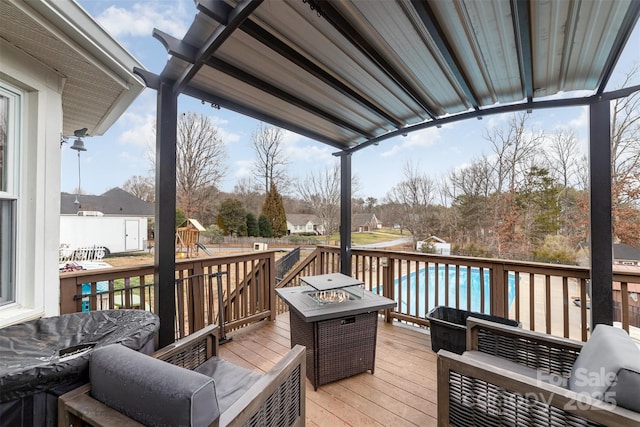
xmin=0 ymin=309 xmax=159 ymax=402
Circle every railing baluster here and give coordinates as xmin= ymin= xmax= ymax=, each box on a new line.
xmin=621 ymin=282 xmax=630 ymax=333
xmin=514 ymin=271 xmax=519 ymax=321
xmin=529 ymin=272 xmax=535 ymax=331
xmin=466 ymin=266 xmax=472 ymax=312
xmin=545 ymin=275 xmax=552 ymax=335
xmin=562 ymin=277 xmax=569 ymax=338
xmin=580 ymin=278 xmax=588 ymax=341
xmin=480 ymin=267 xmax=485 ymax=314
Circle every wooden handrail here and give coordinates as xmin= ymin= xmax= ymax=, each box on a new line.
xmin=60 ymin=247 xmax=640 ymax=341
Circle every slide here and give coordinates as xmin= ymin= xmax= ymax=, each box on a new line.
xmin=196 ymin=242 xmax=213 ymax=256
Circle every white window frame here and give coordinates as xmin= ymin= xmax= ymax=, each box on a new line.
xmin=0 ymin=83 xmax=21 ymax=307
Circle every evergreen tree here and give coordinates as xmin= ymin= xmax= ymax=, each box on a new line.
xmin=258 ymin=214 xmax=273 ymax=237
xmin=218 ymin=199 xmax=247 ymax=236
xmin=176 ymin=208 xmax=187 ymax=229
xmin=246 ymin=212 xmax=259 ymax=237
xmin=261 ymin=181 xmax=287 ymax=237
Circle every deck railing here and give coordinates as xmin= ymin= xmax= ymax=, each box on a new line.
xmin=276 ymin=246 xmax=640 ymax=341
xmin=60 ymin=246 xmax=639 ymax=342
xmin=59 ymin=251 xmax=276 ymax=338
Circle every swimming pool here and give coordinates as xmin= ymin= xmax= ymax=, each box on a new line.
xmin=394 ymin=265 xmax=517 ymax=317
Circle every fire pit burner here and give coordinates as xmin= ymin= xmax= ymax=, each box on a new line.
xmin=306 ymin=289 xmax=351 ymax=304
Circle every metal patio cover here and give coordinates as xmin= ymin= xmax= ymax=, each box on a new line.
xmin=139 ymin=0 xmax=640 ymax=347
xmin=141 ymin=0 xmax=639 ymax=152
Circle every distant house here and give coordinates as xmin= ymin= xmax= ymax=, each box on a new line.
xmin=614 ymin=243 xmax=640 ymax=267
xmin=60 ymin=188 xmax=154 ymax=255
xmin=286 ymin=214 xmax=323 ymax=235
xmin=352 ymin=213 xmax=382 ymax=232
xmin=416 ymin=236 xmax=451 ymax=255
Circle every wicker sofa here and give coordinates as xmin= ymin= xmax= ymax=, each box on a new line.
xmin=437 ymin=318 xmax=640 ymax=426
xmin=58 ymin=324 xmax=306 ymax=427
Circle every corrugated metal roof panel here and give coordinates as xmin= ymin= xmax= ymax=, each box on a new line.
xmin=153 ymin=0 xmax=639 ymax=151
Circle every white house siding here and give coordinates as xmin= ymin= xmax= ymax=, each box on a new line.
xmin=0 ymin=39 xmax=62 ymax=326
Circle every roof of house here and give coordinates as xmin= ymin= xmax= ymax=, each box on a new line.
xmin=61 ymin=188 xmax=154 ymax=216
xmin=614 ymin=243 xmax=640 ymax=262
xmin=352 ymin=213 xmax=378 ymax=225
xmin=286 ymin=214 xmax=320 ymax=226
xmin=0 ymin=0 xmax=145 ymax=136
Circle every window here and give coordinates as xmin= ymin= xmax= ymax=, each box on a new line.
xmin=0 ymin=85 xmax=19 ymax=306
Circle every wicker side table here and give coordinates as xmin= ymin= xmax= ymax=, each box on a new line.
xmin=290 ymin=309 xmax=379 ymax=390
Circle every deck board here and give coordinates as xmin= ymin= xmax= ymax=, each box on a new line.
xmin=218 ymin=314 xmax=438 ymax=426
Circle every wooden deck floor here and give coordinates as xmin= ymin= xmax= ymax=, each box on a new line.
xmin=218 ymin=314 xmax=438 ymax=426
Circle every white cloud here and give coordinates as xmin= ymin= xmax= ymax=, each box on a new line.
xmin=218 ymin=127 xmax=241 ymax=145
xmin=380 ymin=127 xmax=441 ymax=157
xmin=567 ymin=106 xmax=589 ymax=130
xmin=94 ymin=1 xmax=191 ymax=39
xmin=232 ymin=159 xmax=254 ymax=179
xmin=280 ymin=131 xmax=334 ymax=163
xmin=119 ymin=112 xmax=156 ymax=149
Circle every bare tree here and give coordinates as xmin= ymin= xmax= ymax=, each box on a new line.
xmin=483 ymin=113 xmax=544 ymax=256
xmin=122 ymin=175 xmax=155 ymax=203
xmin=251 ymin=123 xmax=288 ymax=194
xmin=610 ymin=66 xmax=640 ymax=245
xmin=232 ymin=177 xmax=264 ymax=215
xmin=547 ymin=129 xmax=580 ymax=189
xmin=546 ymin=129 xmax=580 ymax=234
xmin=486 ymin=113 xmax=544 ymax=193
xmin=448 ymin=156 xmax=495 ymax=245
xmin=384 ymin=161 xmax=436 ymax=242
xmin=295 ymin=163 xmax=341 ymax=244
xmin=176 ymin=112 xmax=227 ymax=218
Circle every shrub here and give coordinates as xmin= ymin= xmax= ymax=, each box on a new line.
xmin=533 ymin=235 xmax=577 ymax=265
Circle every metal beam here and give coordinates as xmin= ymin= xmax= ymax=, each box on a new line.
xmin=307 ymin=0 xmax=438 ymax=120
xmin=411 ymin=0 xmax=480 ymax=109
xmin=510 ymin=0 xmax=534 ymax=102
xmin=239 ymin=19 xmax=405 ymax=129
xmin=133 ymin=67 xmax=162 ymax=90
xmin=172 ymin=0 xmax=262 ymax=95
xmin=596 ymin=0 xmax=640 ymax=95
xmin=589 ymin=99 xmax=613 ymax=328
xmin=339 ymin=152 xmax=352 ymax=276
xmin=344 ymin=86 xmax=640 ymax=154
xmin=155 ymin=81 xmax=178 ymax=348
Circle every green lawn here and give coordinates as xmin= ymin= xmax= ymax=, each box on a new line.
xmin=328 ymin=229 xmax=411 ymax=245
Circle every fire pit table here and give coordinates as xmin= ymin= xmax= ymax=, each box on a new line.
xmin=276 ymin=273 xmax=396 ymax=390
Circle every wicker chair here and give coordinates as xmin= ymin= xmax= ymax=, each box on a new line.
xmin=58 ymin=324 xmax=306 ymax=427
xmin=437 ymin=318 xmax=640 ymax=427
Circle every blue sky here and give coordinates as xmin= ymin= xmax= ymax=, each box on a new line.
xmin=62 ymin=0 xmax=640 ymax=201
